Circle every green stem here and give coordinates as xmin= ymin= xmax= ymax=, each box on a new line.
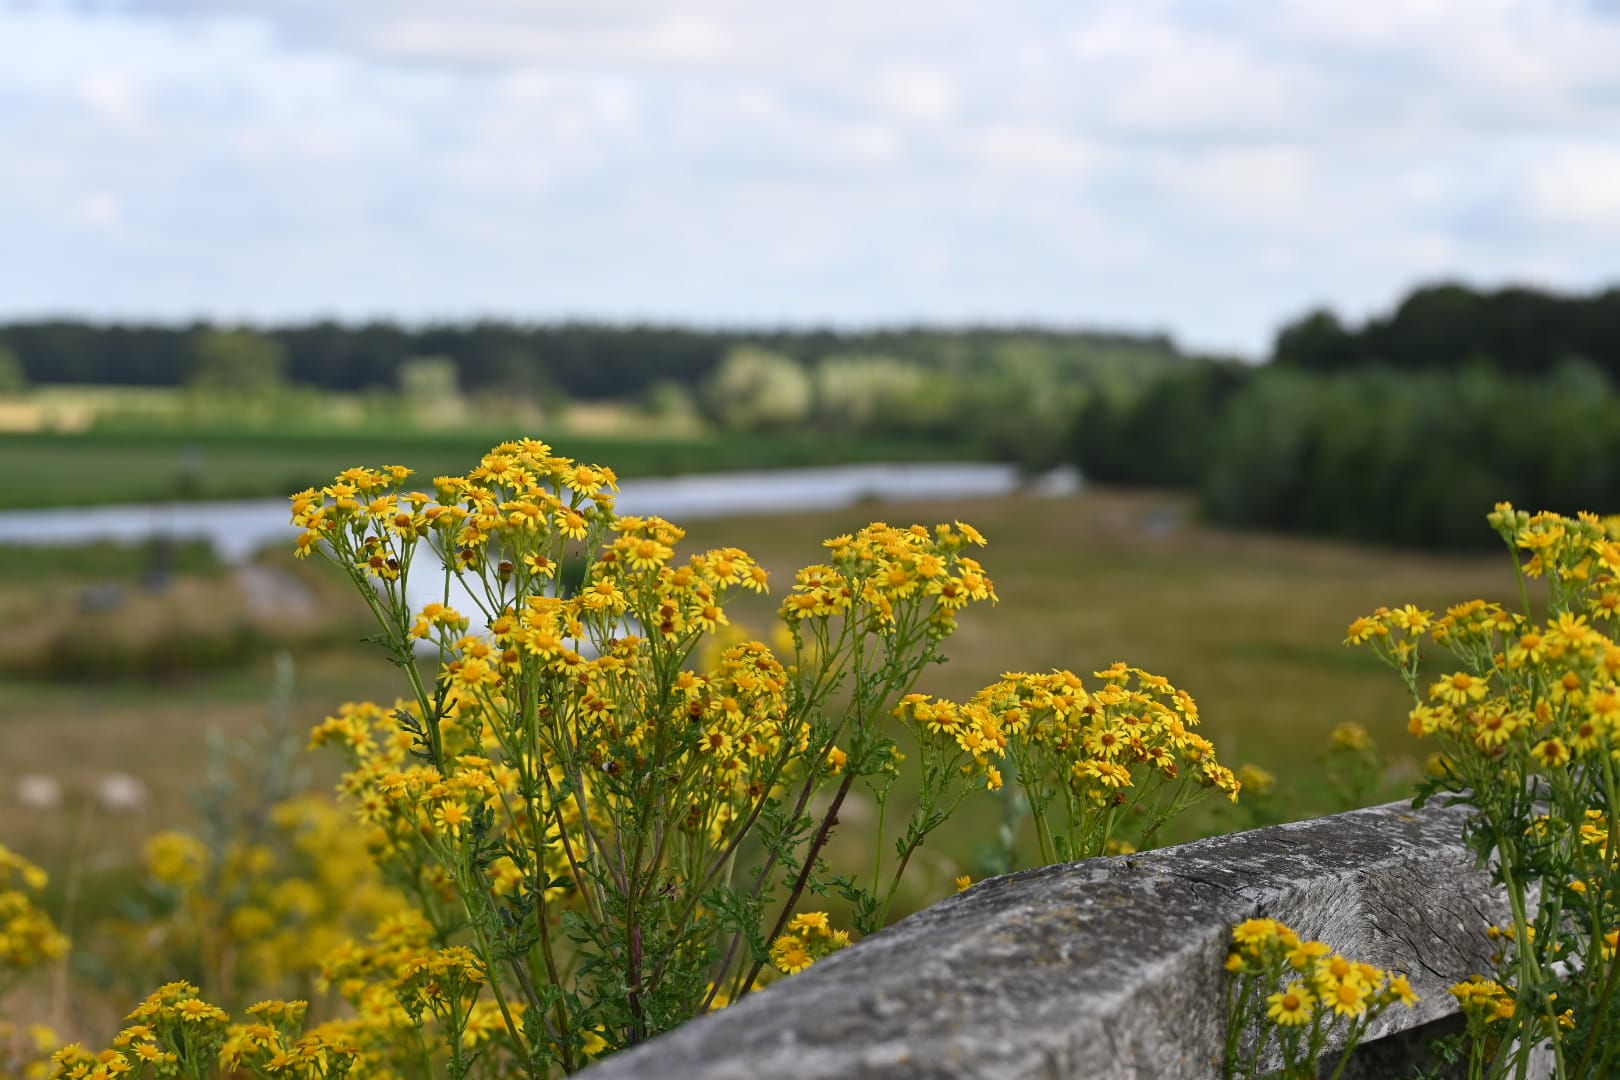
xmin=737 ymin=769 xmax=858 ymax=999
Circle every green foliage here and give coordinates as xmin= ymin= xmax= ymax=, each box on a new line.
xmin=1073 ymin=360 xmax=1252 ymax=488
xmin=702 ymin=346 xmax=813 ymax=432
xmin=0 ymin=346 xmax=25 ymax=394
xmin=810 ymin=355 xmax=935 ymax=432
xmin=190 ymin=330 xmax=286 ymax=392
xmin=398 ymin=357 xmax=461 ymax=401
xmin=1076 ymin=359 xmax=1620 ymax=551
xmin=1202 ymin=367 xmax=1620 ymax=549
xmin=637 ymin=380 xmax=701 ymax=427
xmin=0 ymin=320 xmax=1182 ymax=403
xmin=1273 ymin=281 xmax=1620 ymax=380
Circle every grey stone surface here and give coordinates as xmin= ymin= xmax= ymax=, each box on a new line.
xmin=578 ymin=800 xmax=1509 ymax=1080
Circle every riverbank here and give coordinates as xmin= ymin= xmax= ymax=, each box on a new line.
xmin=0 ymin=428 xmax=986 ymax=510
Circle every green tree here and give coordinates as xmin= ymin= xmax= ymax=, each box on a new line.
xmin=0 ymin=346 xmax=26 ymax=394
xmin=811 ymin=355 xmax=934 ymax=432
xmin=398 ymin=355 xmax=461 ymax=402
xmin=703 ymin=346 xmax=812 ymax=432
xmin=640 ymin=379 xmax=702 ymax=427
xmin=190 ymin=330 xmax=285 ymax=392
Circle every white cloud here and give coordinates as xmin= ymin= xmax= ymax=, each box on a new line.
xmin=3 ymin=1 xmax=1620 ymax=353
xmin=1526 ymin=146 xmax=1620 ymax=229
xmin=73 ymin=192 xmax=123 ymax=230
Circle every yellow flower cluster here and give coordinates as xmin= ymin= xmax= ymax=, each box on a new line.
xmin=221 ymin=1000 xmax=360 ymax=1080
xmin=315 ymin=911 xmax=519 ymax=1072
xmin=1449 ymin=974 xmax=1519 ymax=1025
xmin=1350 ymin=514 xmax=1620 ymax=764
xmin=0 ymin=844 xmax=68 ymax=979
xmin=1225 ymin=918 xmax=1418 ymax=1078
xmin=768 ymin=911 xmax=851 ymax=975
xmin=992 ymin=663 xmax=1234 ymax=795
xmin=784 ymin=521 xmax=994 ymax=636
xmin=52 ymin=983 xmax=219 ymax=1080
xmin=288 ymin=439 xmax=1227 ymax=1062
xmin=1489 ymin=504 xmax=1620 ymax=603
xmin=895 ymin=665 xmax=1235 ymax=862
xmin=51 ymin=986 xmax=356 ymax=1080
xmin=111 ymin=797 xmax=405 ymax=1003
xmin=290 ymin=442 xmax=622 ymax=592
xmin=1227 ymin=918 xmax=1417 ymax=1023
xmin=392 ymin=946 xmax=487 ymax=1035
xmin=298 ymin=443 xmax=817 ymax=885
xmin=1350 ymin=502 xmax=1620 ymax=1076
xmin=1 ymin=1022 xmax=58 ymax=1080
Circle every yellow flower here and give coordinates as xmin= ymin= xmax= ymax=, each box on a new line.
xmin=770 ymin=934 xmax=813 ymax=975
xmin=1286 ymin=939 xmax=1331 ymax=971
xmin=1325 ymin=978 xmax=1367 ymax=1018
xmin=1387 ymin=974 xmax=1419 ymax=1008
xmin=1231 ymin=918 xmax=1284 ymax=953
xmin=1329 ymin=722 xmax=1371 ymax=752
xmin=1531 ymin=738 xmax=1571 ymax=768
xmin=433 ymin=801 xmax=471 ymax=837
xmin=1075 ymin=759 xmax=1132 ymax=789
xmin=1470 ymin=707 xmax=1524 ymax=750
xmin=1237 ymin=764 xmax=1276 ymax=796
xmin=1267 ymin=983 xmax=1315 ymax=1027
xmin=1344 ymin=615 xmax=1387 ymax=645
xmin=1431 ymin=671 xmax=1488 ymax=707
xmin=1389 ymin=604 xmax=1433 ymax=633
xmin=788 ymin=911 xmax=832 ymax=936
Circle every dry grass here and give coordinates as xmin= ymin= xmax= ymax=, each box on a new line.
xmin=680 ymin=486 xmax=1512 ymax=794
xmin=0 ymin=486 xmax=1518 ymax=907
xmin=0 ymin=649 xmax=399 ymax=871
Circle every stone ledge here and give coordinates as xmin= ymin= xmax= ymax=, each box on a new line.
xmin=578 ymin=799 xmax=1508 ymax=1080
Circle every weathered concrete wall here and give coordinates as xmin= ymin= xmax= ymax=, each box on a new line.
xmin=580 ymin=799 xmax=1510 ymax=1080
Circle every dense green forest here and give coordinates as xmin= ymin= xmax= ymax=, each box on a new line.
xmin=1077 ymin=282 xmax=1620 ymax=549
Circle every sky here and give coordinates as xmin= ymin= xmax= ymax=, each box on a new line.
xmin=3 ymin=1 xmax=1620 ymax=357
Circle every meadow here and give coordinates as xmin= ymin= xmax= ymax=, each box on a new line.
xmin=0 ymin=428 xmax=975 ymax=510
xmin=0 ymin=486 xmax=1511 ymax=922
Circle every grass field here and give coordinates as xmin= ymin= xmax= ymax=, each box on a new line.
xmin=0 ymin=428 xmax=978 ymax=510
xmin=674 ymin=487 xmax=1515 ymax=862
xmin=0 ymin=487 xmax=1517 ymax=894
xmin=0 ymin=484 xmax=1526 ymax=1044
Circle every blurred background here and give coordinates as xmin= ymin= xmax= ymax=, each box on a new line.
xmin=1 ymin=0 xmax=1618 ymax=1042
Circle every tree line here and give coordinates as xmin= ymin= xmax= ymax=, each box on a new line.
xmin=0 ymin=319 xmax=1176 ymax=401
xmin=1273 ymin=281 xmax=1620 ymax=378
xmin=1077 ymin=281 xmax=1620 ymax=549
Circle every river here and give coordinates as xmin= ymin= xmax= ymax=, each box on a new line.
xmin=0 ymin=462 xmax=1080 ymax=559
